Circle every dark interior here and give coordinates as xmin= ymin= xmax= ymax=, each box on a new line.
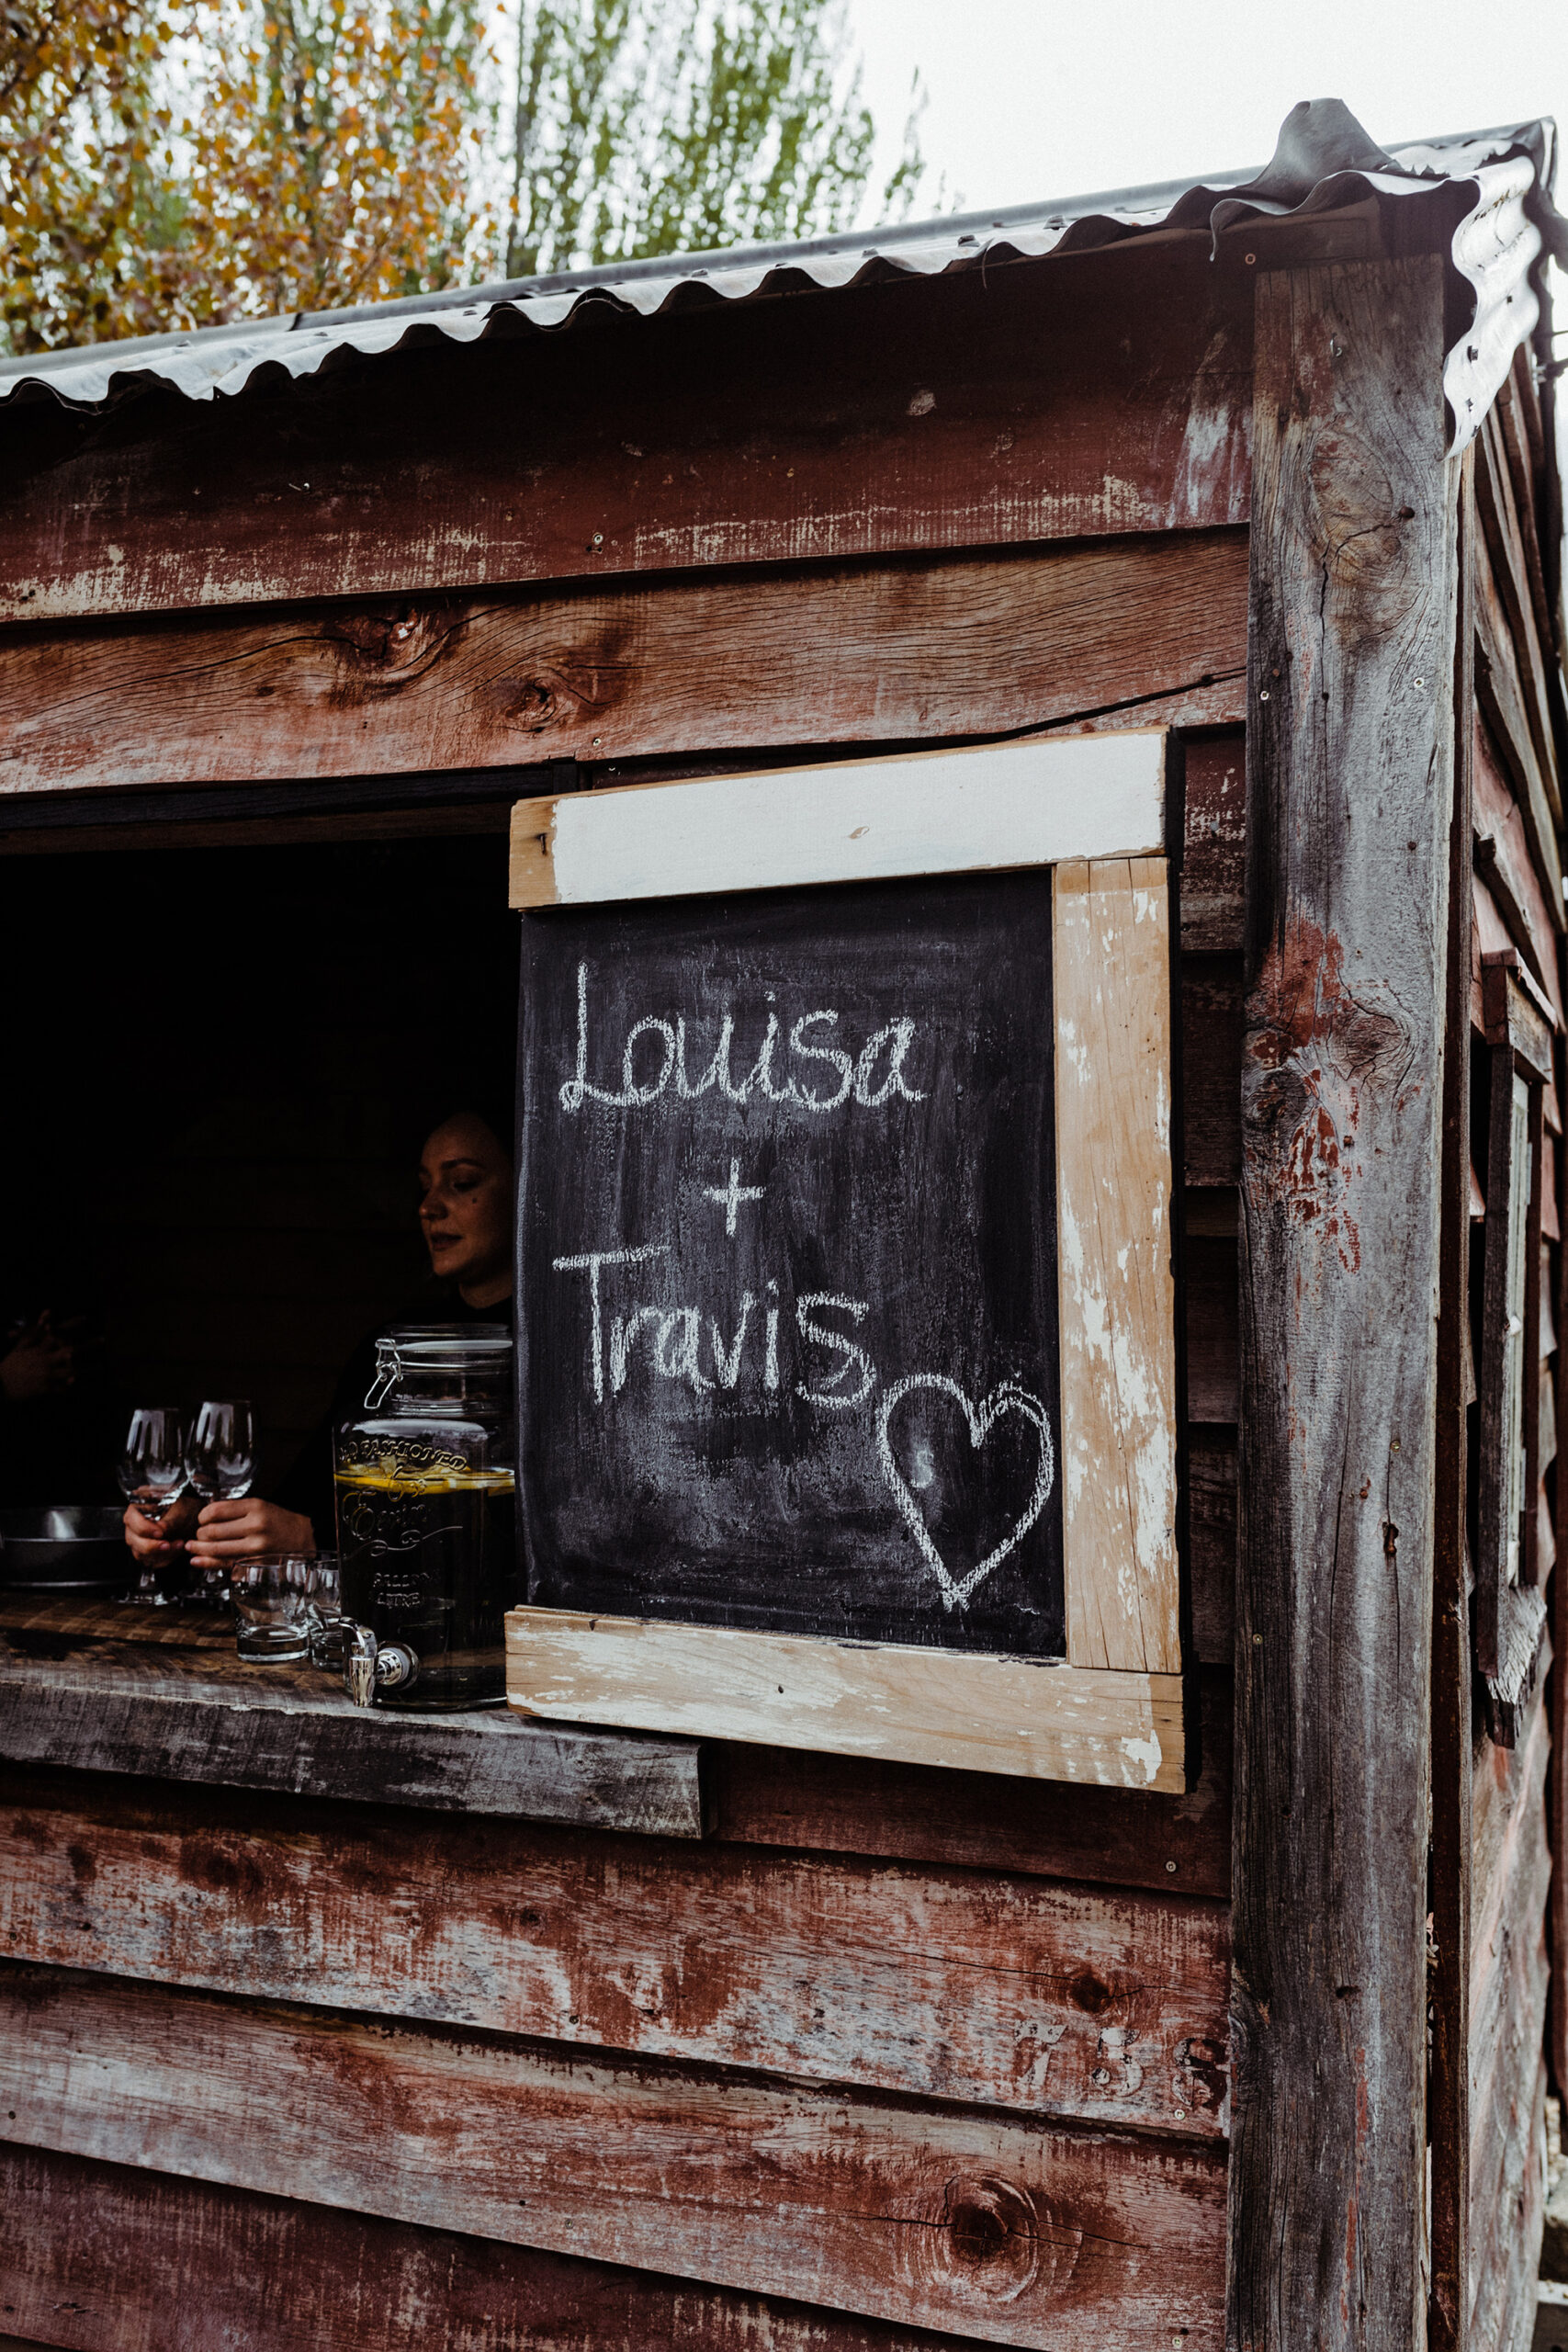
xmin=0 ymin=831 xmax=517 ymax=1509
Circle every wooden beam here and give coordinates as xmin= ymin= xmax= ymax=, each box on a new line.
xmin=0 ymin=242 xmax=1254 ymax=626
xmin=2 ymin=1767 xmax=1230 ymax=2136
xmin=1055 ymin=856 xmax=1182 ymax=1673
xmin=709 ymin=1662 xmax=1234 ymax=1897
xmin=1476 ymin=413 xmax=1562 ymax=830
xmin=1466 ymin=1678 xmax=1551 ymax=2305
xmin=508 ymin=1610 xmax=1187 ymax=1792
xmin=1 ymin=1964 xmax=1228 ymax=2349
xmin=1473 ymin=714 xmax=1565 ymax=1017
xmin=0 ymin=530 xmax=1247 ymax=802
xmin=1231 ymin=255 xmax=1459 ymax=2352
xmin=1474 ymin=537 xmax=1565 ymax=923
xmin=0 ymin=2143 xmax=993 ymax=2352
xmin=1494 ymin=368 xmax=1558 ymax=669
xmin=509 ymin=733 xmax=1168 ymax=909
xmin=0 ymin=1640 xmax=705 ymax=1836
xmin=1429 ymin=451 xmax=1476 ymax=2352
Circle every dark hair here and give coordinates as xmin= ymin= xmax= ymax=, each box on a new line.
xmin=425 ymin=1105 xmax=514 ymax=1163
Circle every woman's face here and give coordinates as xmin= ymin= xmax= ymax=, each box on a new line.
xmin=417 ymin=1116 xmax=513 ymax=1297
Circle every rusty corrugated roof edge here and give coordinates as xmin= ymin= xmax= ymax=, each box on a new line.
xmin=0 ymin=97 xmax=1559 ymax=454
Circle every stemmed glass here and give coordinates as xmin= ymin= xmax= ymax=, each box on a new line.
xmin=116 ymin=1407 xmax=189 ymax=1605
xmin=185 ymin=1399 xmax=255 ymax=1606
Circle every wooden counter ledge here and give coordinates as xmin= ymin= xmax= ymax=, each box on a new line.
xmin=0 ymin=1597 xmax=705 ymax=1838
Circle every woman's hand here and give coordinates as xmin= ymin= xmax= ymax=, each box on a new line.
xmin=186 ymin=1498 xmax=317 ymax=1568
xmin=123 ymin=1503 xmax=177 ymax=1566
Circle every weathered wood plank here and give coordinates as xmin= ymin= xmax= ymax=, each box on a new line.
xmin=1554 ymin=1226 xmax=1568 ymax=2096
xmin=1429 ymin=454 xmax=1475 ymax=2352
xmin=0 ymin=246 xmax=1254 ymax=625
xmin=1182 ymin=957 xmax=1243 ymax=1186
xmin=1472 ymin=1645 xmax=1551 ymax=1973
xmin=710 ymin=1666 xmax=1232 ymax=1898
xmin=1181 ymin=732 xmax=1246 ymax=955
xmin=1474 ymin=536 xmax=1565 ymax=923
xmin=1474 ymin=714 xmax=1565 ymax=1019
xmin=1468 ymin=1690 xmax=1550 ymax=2232
xmin=1469 ymin=2057 xmax=1548 ymax=2352
xmin=1231 ymin=256 xmax=1458 ymax=2352
xmin=1496 ymin=358 xmax=1555 ymax=658
xmin=0 ymin=531 xmax=1247 ymax=800
xmin=1477 ymin=411 xmax=1562 ymax=828
xmin=1188 ymin=1432 xmax=1236 ymax=1667
xmin=0 ymin=796 xmax=516 ymax=857
xmin=1185 ymin=1234 xmax=1238 ymax=1425
xmin=0 ymin=2143 xmax=981 ymax=2352
xmin=0 ymin=1964 xmax=1228 ymax=2350
xmin=508 ymin=1612 xmax=1187 ymax=1792
xmin=1470 ymin=2026 xmax=1549 ymax=2352
xmin=1055 ymin=856 xmax=1182 ymax=1675
xmin=0 ymin=1770 xmax=1230 ymax=2135
xmin=0 ymin=1644 xmax=705 ymax=1836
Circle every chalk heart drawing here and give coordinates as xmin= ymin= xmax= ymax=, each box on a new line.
xmin=876 ymin=1374 xmax=1055 ymax=1611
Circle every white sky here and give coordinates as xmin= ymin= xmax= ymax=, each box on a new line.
xmin=848 ymin=0 xmax=1565 ymax=215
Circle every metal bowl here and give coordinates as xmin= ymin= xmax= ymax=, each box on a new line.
xmin=0 ymin=1504 xmax=133 ymax=1592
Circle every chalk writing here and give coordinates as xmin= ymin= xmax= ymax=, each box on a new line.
xmin=520 ymin=872 xmax=1066 ymax=1655
xmin=703 ymin=1159 xmax=766 ymax=1236
xmin=559 ymin=961 xmax=927 ymax=1114
xmin=552 ymin=1247 xmax=874 ymax=1412
xmin=877 ymin=1376 xmax=1055 ymax=1611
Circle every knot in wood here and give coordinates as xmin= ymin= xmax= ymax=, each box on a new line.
xmin=323 ymin=602 xmax=464 ymax=695
xmin=1067 ymin=1968 xmax=1114 ymax=2015
xmin=922 ymin=2174 xmax=1046 ymax=2304
xmin=487 ymin=673 xmax=563 ymax=731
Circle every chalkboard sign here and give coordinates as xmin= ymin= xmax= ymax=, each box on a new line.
xmin=505 ymin=736 xmax=1187 ymax=1790
xmin=517 ymin=870 xmax=1066 ymax=1656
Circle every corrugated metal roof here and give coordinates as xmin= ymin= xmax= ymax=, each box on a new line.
xmin=1 ymin=98 xmax=1561 ymax=451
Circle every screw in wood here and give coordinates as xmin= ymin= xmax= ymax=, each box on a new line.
xmin=1165 ymin=1860 xmax=1178 ymax=1872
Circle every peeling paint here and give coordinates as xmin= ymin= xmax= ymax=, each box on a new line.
xmin=1247 ymin=913 xmax=1409 ymax=1276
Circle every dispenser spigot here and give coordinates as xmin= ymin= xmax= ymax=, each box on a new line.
xmin=342 ymin=1624 xmax=418 ymax=1707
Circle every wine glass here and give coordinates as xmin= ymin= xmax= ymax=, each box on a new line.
xmin=117 ymin=1407 xmax=189 ymax=1605
xmin=185 ymin=1399 xmax=255 ymax=1606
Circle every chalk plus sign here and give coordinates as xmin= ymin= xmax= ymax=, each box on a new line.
xmin=703 ymin=1159 xmax=765 ymax=1237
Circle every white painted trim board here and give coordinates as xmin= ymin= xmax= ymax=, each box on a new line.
xmin=510 ymin=730 xmax=1168 ymax=908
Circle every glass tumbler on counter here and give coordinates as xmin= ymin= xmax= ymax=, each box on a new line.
xmin=303 ymin=1555 xmax=351 ymax=1668
xmin=334 ymin=1325 xmax=518 ymax=1708
xmin=232 ymin=1555 xmax=317 ymax=1661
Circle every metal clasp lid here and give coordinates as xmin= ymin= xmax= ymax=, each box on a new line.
xmin=363 ymin=1338 xmax=402 ymax=1412
xmin=342 ymin=1623 xmax=419 ymax=1707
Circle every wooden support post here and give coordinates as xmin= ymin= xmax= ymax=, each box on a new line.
xmin=1231 ymin=256 xmax=1460 ymax=2352
xmin=1428 ymin=447 xmax=1475 ymax=2352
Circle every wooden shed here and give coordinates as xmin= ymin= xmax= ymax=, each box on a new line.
xmin=2 ymin=93 xmax=1567 ymax=2352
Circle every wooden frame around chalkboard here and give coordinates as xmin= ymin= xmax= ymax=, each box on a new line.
xmin=505 ymin=731 xmax=1189 ymax=1791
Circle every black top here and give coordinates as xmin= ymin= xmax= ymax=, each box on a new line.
xmin=277 ymin=1283 xmax=514 ymax=1544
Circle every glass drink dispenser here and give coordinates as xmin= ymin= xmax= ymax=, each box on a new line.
xmin=333 ymin=1325 xmax=518 ymax=1708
